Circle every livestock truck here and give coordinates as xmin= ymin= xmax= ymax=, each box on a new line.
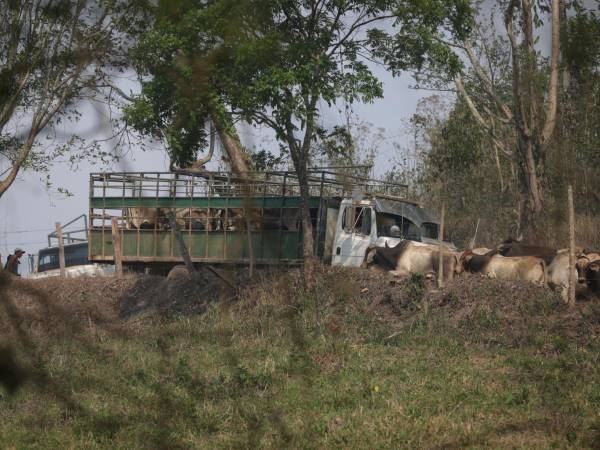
xmin=87 ymin=169 xmax=445 ymax=274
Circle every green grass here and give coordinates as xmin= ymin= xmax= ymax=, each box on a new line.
xmin=2 ymin=272 xmax=600 ymax=449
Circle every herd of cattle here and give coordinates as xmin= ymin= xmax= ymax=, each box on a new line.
xmin=364 ymin=239 xmax=600 ymax=300
xmin=125 ymin=207 xmax=298 ymax=232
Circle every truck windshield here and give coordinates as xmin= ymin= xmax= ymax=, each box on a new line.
xmin=342 ymin=206 xmax=372 ymax=236
xmin=421 ymin=222 xmax=440 ymax=239
xmin=38 ymin=244 xmax=88 ymax=272
xmin=376 ymin=213 xmax=421 ymax=239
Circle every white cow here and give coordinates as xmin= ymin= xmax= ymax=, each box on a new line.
xmin=366 ymin=240 xmax=463 ymax=284
xmin=547 ymin=249 xmax=577 ymax=301
xmin=462 ymin=252 xmax=546 ymax=284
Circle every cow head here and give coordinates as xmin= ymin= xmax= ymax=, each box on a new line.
xmin=577 ymin=251 xmax=600 ymax=271
xmin=586 ymin=262 xmax=600 ymax=292
xmin=459 ymin=250 xmax=474 ymax=269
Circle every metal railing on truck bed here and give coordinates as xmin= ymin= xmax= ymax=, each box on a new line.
xmin=88 ymin=169 xmax=407 ymax=266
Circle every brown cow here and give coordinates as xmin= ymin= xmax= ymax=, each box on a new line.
xmin=577 ymin=249 xmax=600 ymax=272
xmin=366 ymin=240 xmax=462 ymax=284
xmin=577 ymin=250 xmax=600 ymax=293
xmin=462 ymin=251 xmax=546 ymax=284
xmin=125 ymin=207 xmax=165 ymax=230
xmin=223 ymin=208 xmax=298 ymax=231
xmin=174 ymin=208 xmax=222 ymax=231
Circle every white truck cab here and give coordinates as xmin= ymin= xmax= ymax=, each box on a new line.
xmin=28 ymin=242 xmax=114 ymax=279
xmin=331 ymin=196 xmax=450 ymax=267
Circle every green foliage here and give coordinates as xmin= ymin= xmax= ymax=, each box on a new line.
xmin=563 ymin=8 xmax=600 ymax=79
xmin=370 ymin=0 xmax=475 ymax=81
xmin=207 ymin=0 xmax=392 ymax=162
xmin=126 ymin=0 xmax=475 ymax=172
xmin=426 ymin=100 xmax=485 ymax=177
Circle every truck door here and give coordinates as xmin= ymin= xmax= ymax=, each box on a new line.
xmin=331 ymin=205 xmax=374 ymax=267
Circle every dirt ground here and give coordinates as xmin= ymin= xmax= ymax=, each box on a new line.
xmin=0 ymin=267 xmax=237 ymax=341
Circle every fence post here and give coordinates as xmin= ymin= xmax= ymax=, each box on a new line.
xmin=568 ymin=185 xmax=576 ymax=308
xmin=55 ymin=222 xmax=66 ymax=277
xmin=438 ymin=202 xmax=445 ymax=289
xmin=470 ymin=218 xmax=480 ymax=250
xmin=111 ymin=218 xmax=123 ymax=278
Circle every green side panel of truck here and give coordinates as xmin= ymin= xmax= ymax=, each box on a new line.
xmin=89 ymin=195 xmax=331 ymax=264
xmin=89 ymin=229 xmax=304 ymax=263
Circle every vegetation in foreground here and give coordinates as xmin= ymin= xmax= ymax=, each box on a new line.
xmin=1 ymin=269 xmax=600 ymax=449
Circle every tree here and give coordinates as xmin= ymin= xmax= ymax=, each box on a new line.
xmin=124 ymin=1 xmax=254 ymax=175
xmin=374 ymin=0 xmax=562 ymax=241
xmin=0 ymin=0 xmax=130 ymax=197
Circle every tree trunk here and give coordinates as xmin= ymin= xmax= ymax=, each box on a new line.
xmin=518 ymin=136 xmax=544 ymax=242
xmin=212 ymin=121 xmax=252 ymax=175
xmin=289 ymin=144 xmax=316 ymax=286
xmin=558 ymin=0 xmax=571 ymax=92
xmin=0 ymin=137 xmax=35 ymax=198
xmin=504 ymin=0 xmax=560 ymax=244
xmin=298 ymin=163 xmax=316 ymax=282
xmin=208 ymin=107 xmax=252 ymax=176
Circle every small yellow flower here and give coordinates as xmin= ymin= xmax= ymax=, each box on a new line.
xmin=373 ymin=385 xmax=380 ymax=393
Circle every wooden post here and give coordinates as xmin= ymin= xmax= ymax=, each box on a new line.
xmin=568 ymin=185 xmax=576 ymax=308
xmin=438 ymin=202 xmax=445 ymax=289
xmin=470 ymin=218 xmax=480 ymax=250
xmin=55 ymin=222 xmax=66 ymax=277
xmin=244 ymin=202 xmax=254 ymax=278
xmin=111 ymin=218 xmax=123 ymax=278
xmin=167 ymin=210 xmax=195 ymax=274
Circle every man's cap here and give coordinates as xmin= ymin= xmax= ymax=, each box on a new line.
xmin=14 ymin=247 xmax=25 ymax=254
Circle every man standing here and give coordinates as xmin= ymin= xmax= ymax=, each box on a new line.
xmin=4 ymin=248 xmax=26 ymax=277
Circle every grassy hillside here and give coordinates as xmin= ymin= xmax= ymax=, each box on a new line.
xmin=1 ymin=269 xmax=600 ymax=449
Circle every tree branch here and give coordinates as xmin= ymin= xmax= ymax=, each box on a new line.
xmin=463 ymin=40 xmax=513 ymax=122
xmin=454 ymin=76 xmax=513 ymax=160
xmin=504 ymin=0 xmax=530 ymax=139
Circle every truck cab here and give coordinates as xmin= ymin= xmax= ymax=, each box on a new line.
xmin=331 ymin=196 xmax=447 ymax=267
xmin=29 ymin=242 xmax=115 ymax=279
